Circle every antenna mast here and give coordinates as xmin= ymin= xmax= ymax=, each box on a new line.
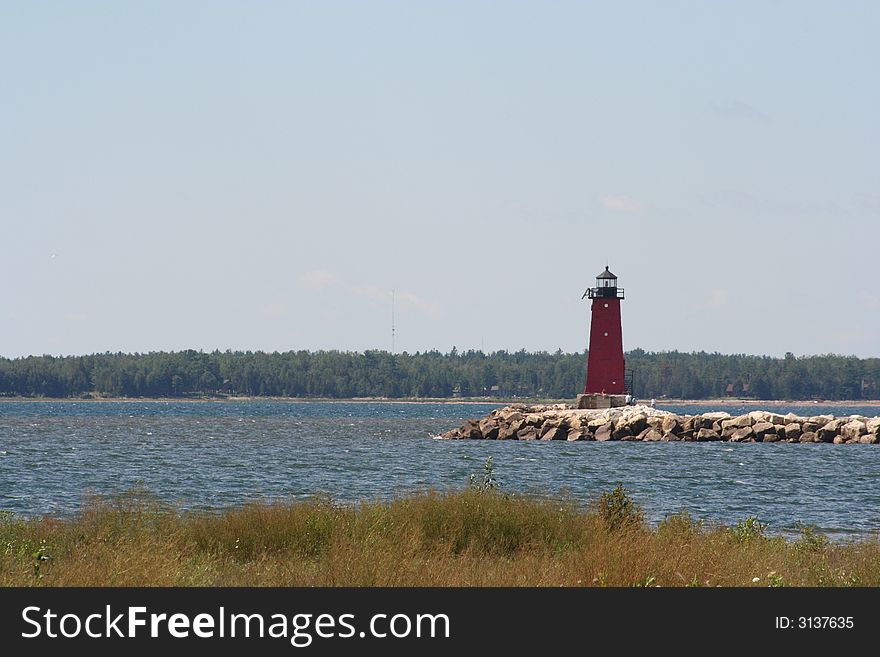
xmin=391 ymin=289 xmax=396 ymax=354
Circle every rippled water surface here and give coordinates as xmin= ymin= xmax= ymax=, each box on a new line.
xmin=1 ymin=401 xmax=879 ymax=537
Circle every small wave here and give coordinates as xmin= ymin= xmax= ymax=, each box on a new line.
xmin=723 ymin=448 xmax=733 ymax=452
xmin=734 ymin=480 xmax=748 ymax=485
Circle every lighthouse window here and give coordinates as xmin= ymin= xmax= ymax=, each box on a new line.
xmin=604 ymin=303 xmax=609 ymax=308
xmin=604 ymin=332 xmax=608 ymax=337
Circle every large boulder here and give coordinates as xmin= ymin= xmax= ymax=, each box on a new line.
xmin=517 ymin=426 xmax=539 ymax=441
xmin=763 ymin=427 xmax=781 ymax=443
xmin=752 ymin=421 xmax=777 ymax=442
xmin=498 ymin=419 xmax=525 ymax=440
xmin=539 ymin=419 xmax=560 ymax=438
xmin=859 ymin=433 xmax=879 ymax=445
xmin=499 ymin=410 xmax=524 ymax=424
xmin=479 ymin=418 xmax=500 ymax=440
xmin=730 ymin=427 xmax=755 ymax=442
xmin=817 ymin=419 xmax=845 ymax=443
xmin=784 ymin=423 xmax=802 ymax=441
xmin=612 ymin=425 xmax=634 ymax=441
xmin=799 ymin=431 xmax=818 ymax=443
xmin=696 ymin=428 xmax=721 ymax=441
xmin=594 ymin=422 xmax=614 ymax=442
xmin=588 ymin=417 xmax=611 ymax=431
xmin=661 ymin=415 xmax=682 ymax=435
xmin=567 ymin=428 xmax=589 ymax=441
xmin=722 ymin=414 xmax=754 ymax=430
xmin=808 ymin=415 xmax=834 ymax=426
xmin=802 ymin=421 xmax=822 ymax=434
xmin=702 ymin=412 xmax=731 ymax=422
xmin=622 ymin=412 xmax=649 ymax=435
xmin=460 ymin=420 xmax=483 ymax=440
xmin=541 ymin=426 xmax=566 ymax=441
xmin=841 ymin=420 xmax=868 ymax=442
xmin=749 ymin=410 xmax=771 ymax=424
xmin=640 ymin=428 xmax=663 ymax=442
xmin=866 ymin=418 xmax=880 ymax=435
xmin=783 ymin=412 xmax=804 ymax=424
xmin=525 ymin=413 xmax=545 ymax=427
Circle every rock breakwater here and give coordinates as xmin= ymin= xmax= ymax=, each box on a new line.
xmin=439 ymin=404 xmax=880 ymax=443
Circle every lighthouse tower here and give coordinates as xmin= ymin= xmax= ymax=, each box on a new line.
xmin=579 ymin=266 xmax=630 ymax=408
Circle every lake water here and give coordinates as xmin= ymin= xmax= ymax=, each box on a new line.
xmin=1 ymin=400 xmax=879 ymax=538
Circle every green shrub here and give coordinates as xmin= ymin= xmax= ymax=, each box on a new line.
xmin=597 ymin=484 xmax=644 ymax=532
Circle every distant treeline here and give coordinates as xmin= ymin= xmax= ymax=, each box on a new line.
xmin=0 ymin=348 xmax=878 ymax=400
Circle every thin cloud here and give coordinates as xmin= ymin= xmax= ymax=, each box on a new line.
xmin=599 ymin=195 xmax=645 ymax=213
xmin=351 ymin=285 xmax=439 ymax=316
xmin=299 ymin=270 xmax=338 ymax=290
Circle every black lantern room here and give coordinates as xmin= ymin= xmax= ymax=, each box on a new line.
xmin=584 ymin=266 xmax=625 ymax=299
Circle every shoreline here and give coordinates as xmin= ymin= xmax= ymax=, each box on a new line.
xmin=1 ymin=395 xmax=879 ymax=406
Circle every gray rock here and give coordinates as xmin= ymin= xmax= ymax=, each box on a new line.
xmin=696 ymin=428 xmax=721 ymax=441
xmin=624 ymin=413 xmax=649 ymax=435
xmin=517 ymin=427 xmax=539 ymax=441
xmin=722 ymin=414 xmax=754 ymax=430
xmin=567 ymin=428 xmax=588 ymax=441
xmin=661 ymin=415 xmax=682 ymax=435
xmin=841 ymin=420 xmax=868 ymax=441
xmin=730 ymin=427 xmax=755 ymax=443
xmin=702 ymin=412 xmax=731 ymax=422
xmin=859 ymin=433 xmax=879 ymax=444
xmin=525 ymin=413 xmax=545 ymax=427
xmin=802 ymin=421 xmax=821 ymax=434
xmin=784 ymin=412 xmax=804 ymax=424
xmin=612 ymin=425 xmax=633 ymax=441
xmin=818 ymin=419 xmax=845 ymax=443
xmin=784 ymin=423 xmax=802 ymax=440
xmin=832 ymin=435 xmax=847 ymax=445
xmin=594 ymin=422 xmax=614 ymax=442
xmin=539 ymin=419 xmax=559 ymax=438
xmin=642 ymin=428 xmax=663 ymax=442
xmin=498 ymin=419 xmax=524 ymax=440
xmin=799 ymin=431 xmax=818 ymax=443
xmin=752 ymin=421 xmax=776 ymax=442
xmin=541 ymin=426 xmax=566 ymax=441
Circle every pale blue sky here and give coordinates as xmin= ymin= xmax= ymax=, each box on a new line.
xmin=2 ymin=2 xmax=878 ymax=358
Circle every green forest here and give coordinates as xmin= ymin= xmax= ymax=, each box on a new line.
xmin=0 ymin=348 xmax=878 ymax=400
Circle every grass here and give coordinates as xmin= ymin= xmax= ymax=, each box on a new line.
xmin=2 ymin=486 xmax=880 ymax=587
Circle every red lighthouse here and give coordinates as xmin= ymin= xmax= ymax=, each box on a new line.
xmin=581 ymin=266 xmax=629 ymax=406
